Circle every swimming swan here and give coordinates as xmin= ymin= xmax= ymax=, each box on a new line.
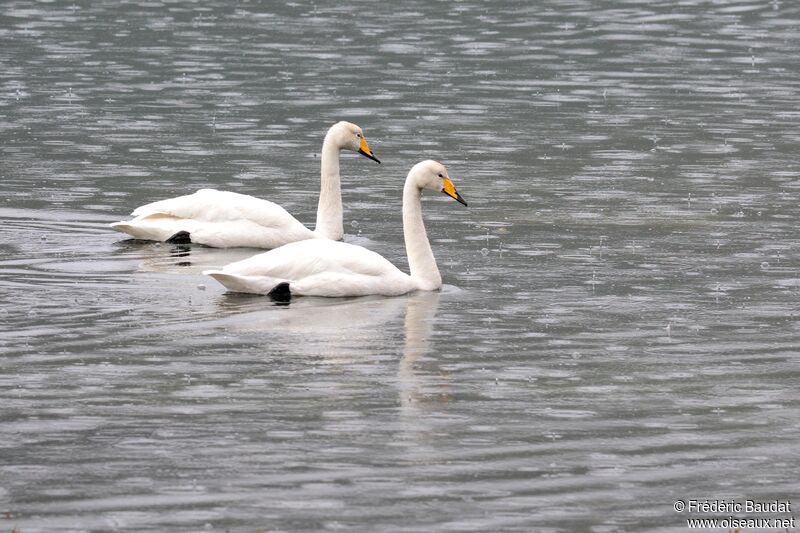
xmin=109 ymin=121 xmax=380 ymax=248
xmin=203 ymin=160 xmax=467 ymax=299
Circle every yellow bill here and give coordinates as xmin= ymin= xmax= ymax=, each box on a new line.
xmin=442 ymin=177 xmax=468 ymax=206
xmin=358 ymin=137 xmax=381 ymax=163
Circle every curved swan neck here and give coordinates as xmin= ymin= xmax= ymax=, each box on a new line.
xmin=315 ymin=132 xmax=343 ymax=240
xmin=403 ymin=178 xmax=442 ymax=290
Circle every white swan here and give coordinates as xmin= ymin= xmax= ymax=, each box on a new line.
xmin=109 ymin=121 xmax=380 ymax=248
xmin=203 ymin=160 xmax=467 ymax=299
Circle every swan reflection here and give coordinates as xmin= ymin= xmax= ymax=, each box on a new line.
xmin=112 ymin=239 xmax=259 ymax=274
xmin=208 ymin=290 xmax=442 ymax=366
xmin=397 ymin=290 xmax=441 ymax=412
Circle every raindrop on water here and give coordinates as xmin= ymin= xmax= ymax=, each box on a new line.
xmin=480 ymin=247 xmax=489 ymax=256
xmin=760 ymin=262 xmax=769 ymax=270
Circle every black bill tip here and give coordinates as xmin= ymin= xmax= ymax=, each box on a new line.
xmin=359 ymin=149 xmax=381 ymax=164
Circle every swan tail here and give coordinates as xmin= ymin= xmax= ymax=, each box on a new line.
xmin=109 ymin=221 xmax=155 ymax=240
xmin=110 ymin=215 xmax=193 ymax=242
xmin=267 ymin=282 xmax=291 ymax=303
xmin=203 ymin=270 xmax=289 ymax=296
xmin=109 ymin=221 xmax=131 ymax=233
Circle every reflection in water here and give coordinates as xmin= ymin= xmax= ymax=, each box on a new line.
xmin=209 ymin=289 xmax=442 ymax=369
xmin=398 ymin=291 xmax=441 ymax=415
xmin=2 ymin=0 xmax=799 ymax=529
xmin=112 ymin=239 xmax=261 ymax=274
xmin=216 ymin=292 xmax=406 ymax=333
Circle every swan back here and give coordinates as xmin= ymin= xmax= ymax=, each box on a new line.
xmin=203 ymin=239 xmax=413 ymax=297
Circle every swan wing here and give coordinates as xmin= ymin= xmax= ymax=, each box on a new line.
xmin=114 ymin=189 xmax=314 ymax=248
xmin=131 ymin=189 xmax=300 ymax=227
xmin=205 ymin=240 xmax=414 ymax=297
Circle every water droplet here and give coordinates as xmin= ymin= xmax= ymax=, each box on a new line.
xmin=0 ymin=308 xmax=8 ymax=318
xmin=710 ymin=208 xmax=718 ymax=215
xmin=350 ymin=220 xmax=359 ymax=228
xmin=197 ymin=284 xmax=206 ymax=291
xmin=28 ymin=309 xmax=38 ymax=318
xmin=760 ymin=262 xmax=769 ymax=270
xmin=480 ymin=247 xmax=489 ymax=256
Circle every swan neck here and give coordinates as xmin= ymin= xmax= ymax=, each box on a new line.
xmin=315 ymin=135 xmax=343 ymax=240
xmin=403 ymin=179 xmax=442 ymax=290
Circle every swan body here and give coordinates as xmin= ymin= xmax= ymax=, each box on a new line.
xmin=204 ymin=160 xmax=467 ymax=299
xmin=110 ymin=121 xmax=380 ymax=248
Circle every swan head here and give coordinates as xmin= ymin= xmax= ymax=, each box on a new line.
xmin=327 ymin=121 xmax=381 ymax=164
xmin=410 ymin=160 xmax=468 ymax=207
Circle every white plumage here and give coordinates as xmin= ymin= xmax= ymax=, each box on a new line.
xmin=109 ymin=121 xmax=380 ymax=248
xmin=204 ymin=160 xmax=468 ymax=299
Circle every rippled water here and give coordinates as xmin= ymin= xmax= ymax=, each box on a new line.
xmin=2 ymin=1 xmax=799 ymax=531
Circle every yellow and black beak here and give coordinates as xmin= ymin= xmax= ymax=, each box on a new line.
xmin=358 ymin=137 xmax=381 ymax=164
xmin=442 ymin=177 xmax=468 ymax=206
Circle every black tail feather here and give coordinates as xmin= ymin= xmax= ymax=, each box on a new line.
xmin=268 ymin=282 xmax=291 ymax=303
xmin=166 ymin=231 xmax=192 ymax=244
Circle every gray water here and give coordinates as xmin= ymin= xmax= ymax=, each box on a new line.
xmin=1 ymin=1 xmax=799 ymax=531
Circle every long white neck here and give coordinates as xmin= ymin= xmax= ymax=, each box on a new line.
xmin=402 ymin=178 xmax=442 ymax=290
xmin=314 ymin=132 xmax=343 ymax=240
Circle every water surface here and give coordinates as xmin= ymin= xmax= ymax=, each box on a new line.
xmin=1 ymin=1 xmax=799 ymax=531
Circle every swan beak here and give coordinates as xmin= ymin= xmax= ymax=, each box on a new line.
xmin=358 ymin=137 xmax=381 ymax=164
xmin=442 ymin=178 xmax=468 ymax=206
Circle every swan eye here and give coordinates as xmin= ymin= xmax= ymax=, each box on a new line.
xmin=356 ymin=132 xmax=362 ymax=138
xmin=437 ymin=173 xmax=443 ymax=178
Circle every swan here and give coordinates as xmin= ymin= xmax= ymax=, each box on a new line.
xmin=109 ymin=121 xmax=380 ymax=248
xmin=203 ymin=160 xmax=467 ymax=300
